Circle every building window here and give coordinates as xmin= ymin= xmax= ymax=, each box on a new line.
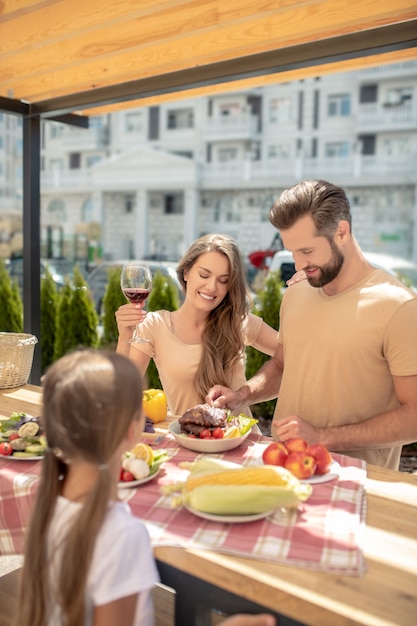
xmin=125 ymin=195 xmax=135 ymax=214
xmin=358 ymin=135 xmax=376 ymax=155
xmin=384 ymin=87 xmax=413 ymax=106
xmin=328 ymin=94 xmax=351 ymax=116
xmin=269 ymin=97 xmax=292 ymax=123
xmin=81 ymin=198 xmax=93 ymax=222
xmin=167 ymin=108 xmax=194 ymax=129
xmin=359 ymin=84 xmax=378 ymax=104
xmin=48 ymin=199 xmax=66 ymax=222
xmin=50 ymin=124 xmax=64 ymax=139
xmin=164 ymin=193 xmax=184 ymax=215
xmin=219 ymin=102 xmax=240 ymax=116
xmin=325 ymin=141 xmax=350 ymax=157
xmin=218 ymin=148 xmax=237 ymax=162
xmin=268 ymin=144 xmax=290 ymax=159
xmin=86 ymin=155 xmax=102 ymax=167
xmin=69 ymin=153 xmax=81 ymax=169
xmin=148 ymin=107 xmax=160 ymax=140
xmin=125 ymin=112 xmax=142 ymax=132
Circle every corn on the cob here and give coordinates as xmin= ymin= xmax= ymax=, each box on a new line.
xmin=184 ymin=464 xmax=299 ymax=492
xmin=179 ymin=457 xmax=241 ymax=475
xmin=181 ymin=483 xmax=312 ymax=514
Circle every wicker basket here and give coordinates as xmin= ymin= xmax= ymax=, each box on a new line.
xmin=0 ymin=332 xmax=38 ymax=389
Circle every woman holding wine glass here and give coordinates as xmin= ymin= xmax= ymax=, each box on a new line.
xmin=115 ymin=234 xmax=280 ymax=418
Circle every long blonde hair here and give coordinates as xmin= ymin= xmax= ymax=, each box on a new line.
xmin=177 ymin=233 xmax=250 ymax=400
xmin=14 ymin=350 xmax=143 ymax=626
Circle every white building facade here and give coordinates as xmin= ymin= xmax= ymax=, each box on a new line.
xmin=3 ymin=61 xmax=417 ymax=264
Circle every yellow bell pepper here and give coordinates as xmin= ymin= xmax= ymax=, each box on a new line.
xmin=143 ymin=388 xmax=167 ymax=423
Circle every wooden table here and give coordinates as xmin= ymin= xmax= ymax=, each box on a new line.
xmin=1 ymin=384 xmax=416 ymax=626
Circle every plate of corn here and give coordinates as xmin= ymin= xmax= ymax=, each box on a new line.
xmin=185 ymin=506 xmax=274 ymax=523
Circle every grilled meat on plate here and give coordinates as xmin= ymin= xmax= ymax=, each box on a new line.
xmin=179 ymin=403 xmax=228 ymax=435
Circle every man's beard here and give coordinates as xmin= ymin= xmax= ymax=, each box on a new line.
xmin=306 ymin=241 xmax=344 ymax=288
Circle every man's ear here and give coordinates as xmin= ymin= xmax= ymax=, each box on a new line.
xmin=336 ymin=220 xmax=351 ymax=243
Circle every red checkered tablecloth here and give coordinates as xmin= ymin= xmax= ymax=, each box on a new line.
xmin=0 ymin=433 xmax=367 ymax=575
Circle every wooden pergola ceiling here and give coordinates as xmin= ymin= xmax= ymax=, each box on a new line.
xmin=1 ymin=0 xmax=416 ymax=119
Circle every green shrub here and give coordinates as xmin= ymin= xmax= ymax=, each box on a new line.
xmin=54 ymin=279 xmax=74 ymax=360
xmin=40 ymin=267 xmax=58 ymax=373
xmin=246 ymin=270 xmax=284 ymax=420
xmin=0 ymin=260 xmax=23 ymax=332
xmin=54 ymin=269 xmax=98 ymax=359
xmin=68 ymin=266 xmax=99 ymax=349
xmin=101 ymin=267 xmax=125 ymax=347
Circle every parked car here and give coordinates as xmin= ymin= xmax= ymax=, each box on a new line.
xmin=269 ymin=249 xmax=417 ymax=292
xmin=267 ymin=250 xmax=298 ymax=285
xmin=361 ymin=252 xmax=417 ymax=292
xmin=6 ymin=258 xmax=89 ymax=295
xmin=87 ymin=260 xmax=183 ymax=314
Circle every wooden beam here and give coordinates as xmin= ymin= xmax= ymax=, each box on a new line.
xmin=30 ymin=21 xmax=417 ymax=118
xmin=82 ymin=47 xmax=417 ymax=117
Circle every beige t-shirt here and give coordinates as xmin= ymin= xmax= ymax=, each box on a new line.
xmin=132 ymin=310 xmax=275 ymax=417
xmin=276 ymin=269 xmax=417 ymax=470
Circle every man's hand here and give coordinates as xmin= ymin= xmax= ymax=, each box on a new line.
xmin=272 ymin=414 xmax=322 ymax=444
xmin=205 ymin=385 xmax=245 ymax=412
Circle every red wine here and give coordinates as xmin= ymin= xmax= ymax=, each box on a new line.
xmin=123 ymin=288 xmax=150 ymax=304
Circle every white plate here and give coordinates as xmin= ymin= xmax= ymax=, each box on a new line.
xmin=118 ymin=466 xmax=161 ymax=489
xmin=0 ymin=454 xmax=44 ymax=461
xmin=185 ymin=506 xmax=274 ymax=523
xmin=168 ymin=419 xmax=250 ymax=453
xmin=301 ymin=460 xmax=340 ymax=484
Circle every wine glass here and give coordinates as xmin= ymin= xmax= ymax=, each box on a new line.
xmin=120 ymin=261 xmax=152 ymax=343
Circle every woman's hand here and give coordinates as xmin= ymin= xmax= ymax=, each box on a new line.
xmin=286 ymin=269 xmax=306 ymax=286
xmin=115 ymin=303 xmax=147 ymax=341
xmin=220 ymin=615 xmax=276 ymax=626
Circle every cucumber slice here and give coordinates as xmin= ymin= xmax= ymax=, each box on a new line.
xmin=13 ymin=451 xmax=43 ymax=458
xmin=25 ymin=444 xmax=45 ymax=454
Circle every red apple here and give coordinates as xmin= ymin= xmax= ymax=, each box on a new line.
xmin=284 ymin=451 xmax=316 ymax=479
xmin=262 ymin=442 xmax=288 ymax=467
xmin=306 ymin=443 xmax=333 ymax=475
xmin=285 ymin=437 xmax=308 ymax=452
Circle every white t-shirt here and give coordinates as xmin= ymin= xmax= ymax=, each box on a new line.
xmin=47 ymin=497 xmax=159 ymax=626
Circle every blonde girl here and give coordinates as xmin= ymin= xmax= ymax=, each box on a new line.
xmin=14 ymin=349 xmax=158 ymax=626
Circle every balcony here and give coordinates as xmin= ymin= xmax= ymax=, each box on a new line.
xmin=356 ymin=102 xmax=417 ymax=132
xmin=201 ymin=153 xmax=417 ymax=187
xmin=41 ymin=169 xmax=94 ymax=190
xmin=203 ymin=113 xmax=260 ymax=141
xmin=357 ymin=61 xmax=417 ymax=80
xmin=58 ymin=126 xmax=110 ymax=151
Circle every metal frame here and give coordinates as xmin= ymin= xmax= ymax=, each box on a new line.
xmin=0 ymin=20 xmax=416 ymax=383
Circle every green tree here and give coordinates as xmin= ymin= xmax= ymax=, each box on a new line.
xmin=145 ymin=270 xmax=181 ymax=388
xmin=54 ymin=278 xmax=74 ymax=360
xmin=68 ymin=266 xmax=99 ymax=350
xmin=147 ymin=270 xmax=181 ymax=312
xmin=101 ymin=267 xmax=125 ymax=347
xmin=0 ymin=260 xmax=23 ymax=332
xmin=40 ymin=267 xmax=58 ymax=373
xmin=245 ymin=270 xmax=284 ymax=420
